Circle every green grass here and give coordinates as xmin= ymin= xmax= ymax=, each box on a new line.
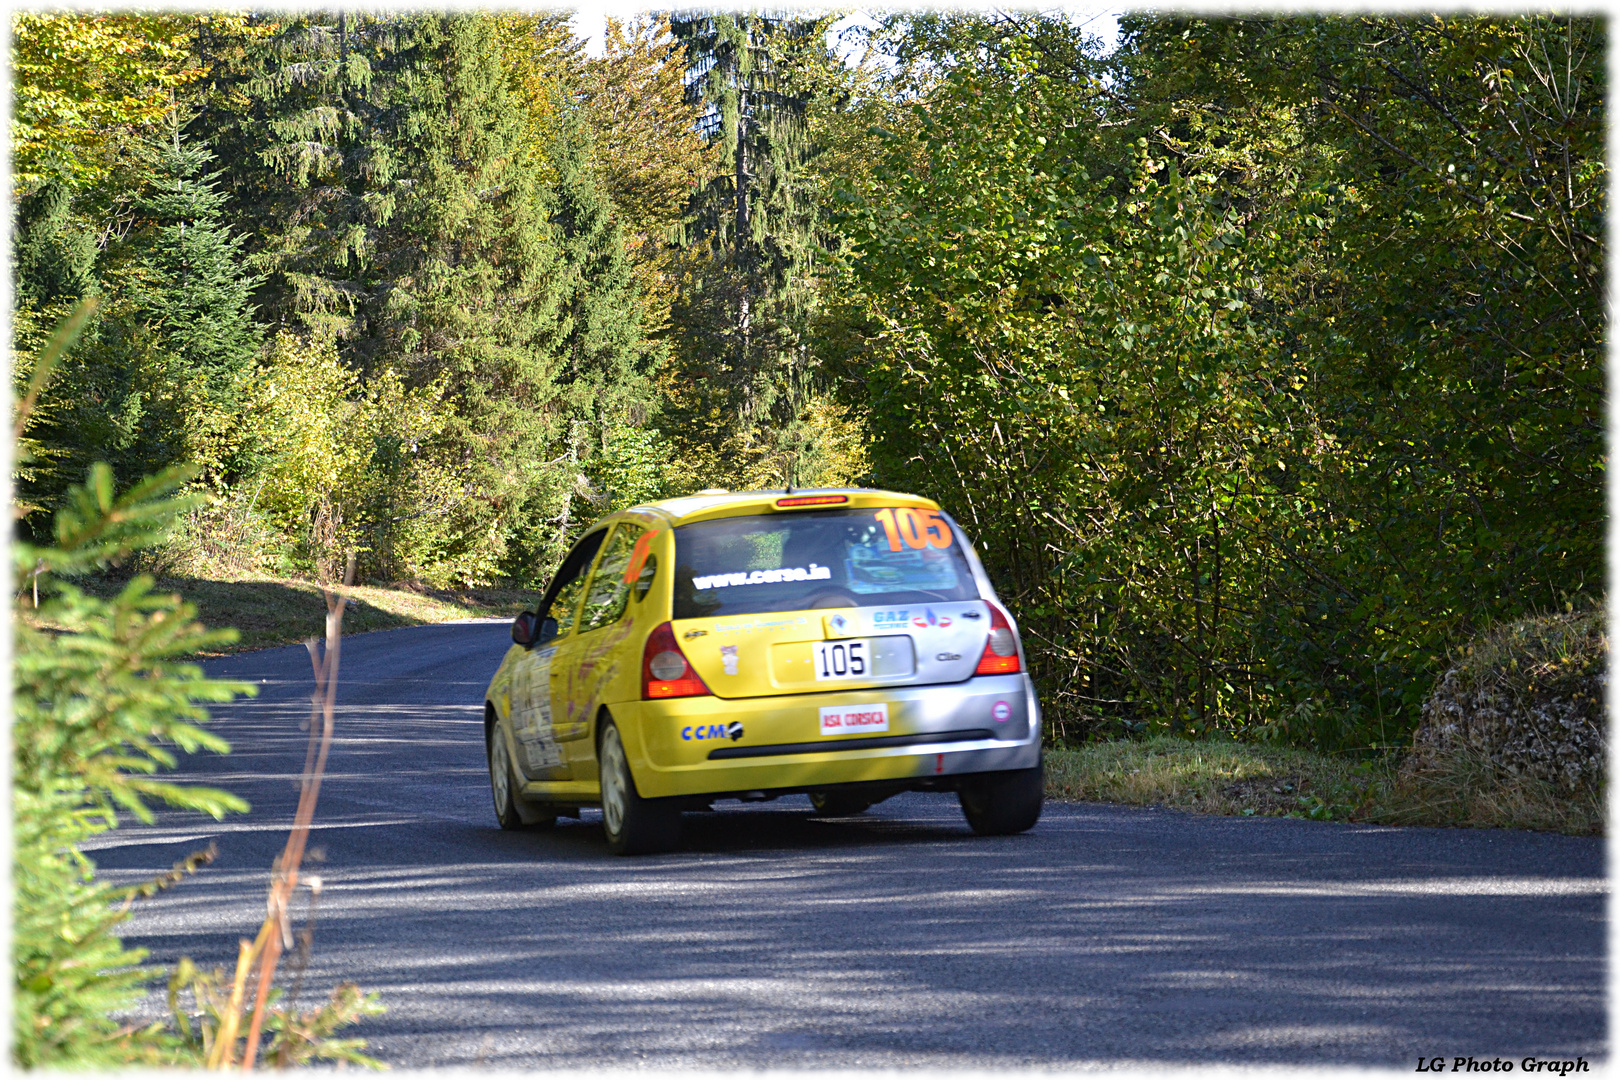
xmin=1046 ymin=735 xmax=1603 ymax=836
xmin=1045 ymin=736 xmax=1370 ymax=820
xmin=55 ymin=574 xmax=533 ymax=654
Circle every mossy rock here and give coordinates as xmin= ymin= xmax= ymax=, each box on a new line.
xmin=1408 ymin=606 xmax=1606 ymax=796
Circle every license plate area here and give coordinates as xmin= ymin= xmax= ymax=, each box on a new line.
xmin=768 ymin=634 xmax=916 ymax=688
xmin=810 ymin=637 xmax=916 ymax=681
xmin=813 ymin=638 xmax=868 ymax=681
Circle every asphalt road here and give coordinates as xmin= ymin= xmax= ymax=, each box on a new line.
xmin=94 ymin=621 xmax=1607 ymax=1069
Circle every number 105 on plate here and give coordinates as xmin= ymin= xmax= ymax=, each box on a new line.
xmin=813 ymin=639 xmax=869 ymax=680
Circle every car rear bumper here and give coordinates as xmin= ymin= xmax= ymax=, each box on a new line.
xmin=617 ymin=674 xmax=1041 ymax=799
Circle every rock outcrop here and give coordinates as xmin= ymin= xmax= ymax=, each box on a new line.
xmin=1407 ymin=606 xmax=1606 ymax=795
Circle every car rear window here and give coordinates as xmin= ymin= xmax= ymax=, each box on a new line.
xmin=672 ymin=507 xmax=979 ymax=619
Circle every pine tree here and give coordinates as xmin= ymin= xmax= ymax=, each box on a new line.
xmin=125 ymin=117 xmax=262 ymax=414
xmin=546 ymin=114 xmax=655 ymax=408
xmin=198 ymin=12 xmax=418 ymax=353
xmin=532 ymin=109 xmax=663 ymax=559
xmin=14 ymin=118 xmax=264 ymax=514
xmin=101 ymin=116 xmax=264 ymax=487
xmin=10 ymin=182 xmax=102 ymax=520
xmin=667 ymin=12 xmax=836 ymax=484
xmin=11 ymin=180 xmax=97 ymax=308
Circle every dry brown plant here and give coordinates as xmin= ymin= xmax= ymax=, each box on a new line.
xmin=195 ymin=552 xmax=376 ymax=1070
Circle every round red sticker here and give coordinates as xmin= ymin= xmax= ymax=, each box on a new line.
xmin=992 ymin=701 xmax=1011 ymax=722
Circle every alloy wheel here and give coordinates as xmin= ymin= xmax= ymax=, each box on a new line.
xmin=600 ymin=725 xmax=628 ymax=837
xmin=490 ymin=726 xmax=512 ymax=814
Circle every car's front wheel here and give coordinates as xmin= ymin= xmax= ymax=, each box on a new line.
xmin=488 ymin=722 xmax=556 ymax=831
xmin=598 ymin=721 xmax=682 ymax=855
xmin=958 ymin=762 xmax=1044 ymax=836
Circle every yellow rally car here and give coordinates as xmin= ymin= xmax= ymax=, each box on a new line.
xmin=483 ymin=487 xmax=1042 ymax=854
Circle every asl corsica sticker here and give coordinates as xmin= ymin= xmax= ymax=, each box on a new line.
xmin=819 ymin=703 xmax=889 ymax=736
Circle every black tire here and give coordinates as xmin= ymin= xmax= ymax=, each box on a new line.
xmin=808 ymin=791 xmax=873 ymax=817
xmin=488 ymin=722 xmax=556 ymax=831
xmin=598 ymin=721 xmax=682 ymax=855
xmin=958 ymin=762 xmax=1044 ymax=836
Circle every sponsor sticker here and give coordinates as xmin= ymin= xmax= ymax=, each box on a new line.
xmin=522 ymin=738 xmax=563 ymax=771
xmin=721 ymin=644 xmax=739 ymax=675
xmin=820 ymin=702 xmax=889 ymax=736
xmin=621 ymin=530 xmax=657 ymax=583
xmin=992 ymin=700 xmax=1012 ymax=722
xmin=692 ymin=564 xmax=833 ymax=590
xmin=847 ymin=544 xmax=959 ymax=594
xmin=682 ymin=721 xmax=744 ymax=742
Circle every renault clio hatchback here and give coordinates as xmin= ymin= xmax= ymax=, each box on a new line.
xmin=483 ymin=487 xmax=1042 ymax=854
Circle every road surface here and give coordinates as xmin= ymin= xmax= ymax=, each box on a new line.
xmin=93 ymin=621 xmax=1606 ymax=1068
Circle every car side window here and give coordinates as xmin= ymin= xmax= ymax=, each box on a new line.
xmin=632 ymin=552 xmax=657 ymax=603
xmin=578 ymin=523 xmax=654 ymax=633
xmin=543 ymin=529 xmax=606 ymax=637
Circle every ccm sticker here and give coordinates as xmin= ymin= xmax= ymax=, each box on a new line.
xmin=683 ymin=721 xmax=744 ymax=742
xmin=820 ymin=702 xmax=889 ymax=736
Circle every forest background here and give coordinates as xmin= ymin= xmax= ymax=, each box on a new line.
xmin=11 ymin=9 xmax=1604 ymax=756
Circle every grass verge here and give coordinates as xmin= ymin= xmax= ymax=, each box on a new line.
xmin=35 ymin=574 xmax=532 ymax=654
xmin=1045 ymin=736 xmax=1602 ymax=836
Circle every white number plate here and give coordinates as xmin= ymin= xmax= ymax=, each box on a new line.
xmin=813 ymin=639 xmax=870 ymax=681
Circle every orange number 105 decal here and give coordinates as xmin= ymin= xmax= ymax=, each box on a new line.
xmin=874 ymin=508 xmax=952 ymax=552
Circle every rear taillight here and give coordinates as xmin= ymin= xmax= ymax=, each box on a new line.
xmin=642 ymin=622 xmax=711 ymax=699
xmin=975 ymin=605 xmax=1022 ymax=675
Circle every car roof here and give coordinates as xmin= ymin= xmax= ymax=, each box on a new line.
xmin=604 ymin=487 xmax=943 ymax=530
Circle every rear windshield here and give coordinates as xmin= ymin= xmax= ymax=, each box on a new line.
xmin=672 ymin=507 xmax=979 ymax=619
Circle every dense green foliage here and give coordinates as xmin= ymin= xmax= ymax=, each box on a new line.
xmin=835 ymin=13 xmax=1603 ymax=749
xmin=14 ymin=14 xmax=678 ymax=587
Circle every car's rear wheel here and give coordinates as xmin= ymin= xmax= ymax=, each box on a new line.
xmin=489 ymin=722 xmax=556 ymax=830
xmin=808 ymin=791 xmax=873 ymax=817
xmin=958 ymin=762 xmax=1044 ymax=836
xmin=598 ymin=721 xmax=682 ymax=855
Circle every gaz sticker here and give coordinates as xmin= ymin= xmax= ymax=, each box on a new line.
xmin=820 ymin=702 xmax=889 ymax=736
